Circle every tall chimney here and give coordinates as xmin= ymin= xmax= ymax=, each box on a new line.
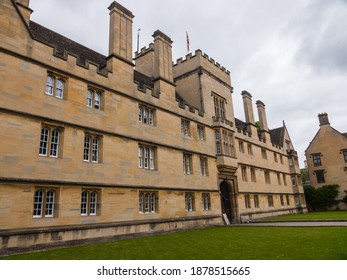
xmin=108 ymin=1 xmax=134 ymax=64
xmin=256 ymin=100 xmax=270 ymax=141
xmin=152 ymin=30 xmax=174 ymax=97
xmin=241 ymin=90 xmax=257 ymax=136
xmin=318 ymin=112 xmax=330 ymax=126
xmin=153 ymin=30 xmax=173 ymax=82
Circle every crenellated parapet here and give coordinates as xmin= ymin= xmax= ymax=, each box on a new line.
xmin=135 ymin=43 xmax=154 ymax=58
xmin=174 ymin=49 xmax=230 ymax=76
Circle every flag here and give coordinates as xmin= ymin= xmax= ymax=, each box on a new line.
xmin=186 ymin=31 xmax=190 ymax=53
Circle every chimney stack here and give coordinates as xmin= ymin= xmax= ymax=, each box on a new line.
xmin=318 ymin=112 xmax=330 ymax=126
xmin=152 ymin=30 xmax=174 ymax=97
xmin=256 ymin=100 xmax=270 ymax=141
xmin=241 ymin=90 xmax=257 ymax=136
xmin=108 ymin=1 xmax=134 ymax=64
xmin=153 ymin=30 xmax=173 ymax=82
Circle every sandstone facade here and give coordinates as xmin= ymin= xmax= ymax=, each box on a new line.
xmin=0 ymin=0 xmax=306 ymax=254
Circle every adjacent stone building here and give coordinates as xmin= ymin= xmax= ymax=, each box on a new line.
xmin=0 ymin=0 xmax=306 ymax=254
xmin=305 ymin=113 xmax=347 ymax=208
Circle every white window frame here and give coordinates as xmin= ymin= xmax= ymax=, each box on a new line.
xmin=139 ymin=191 xmax=157 ymax=213
xmin=45 ymin=74 xmax=65 ymax=99
xmin=33 ymin=189 xmax=55 ymax=218
xmin=86 ymin=88 xmax=102 ymax=110
xmin=84 ymin=134 xmax=101 ymax=163
xmin=39 ymin=127 xmax=61 ymax=158
xmin=138 ymin=145 xmax=156 ymax=170
xmin=81 ymin=190 xmax=98 ymax=216
xmin=138 ymin=105 xmax=155 ymax=126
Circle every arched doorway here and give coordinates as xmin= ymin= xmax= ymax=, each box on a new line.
xmin=220 ymin=181 xmax=233 ymax=223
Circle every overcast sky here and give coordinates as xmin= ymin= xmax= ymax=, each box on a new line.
xmin=29 ymin=0 xmax=347 ymax=167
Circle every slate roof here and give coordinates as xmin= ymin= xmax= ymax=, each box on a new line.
xmin=269 ymin=126 xmax=284 ymax=148
xmin=29 ymin=21 xmax=107 ymax=68
xmin=134 ymin=70 xmax=153 ymax=90
xmin=235 ymin=118 xmax=247 ymax=131
xmin=29 ymin=21 xmax=151 ymax=87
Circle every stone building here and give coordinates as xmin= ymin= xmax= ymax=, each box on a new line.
xmin=0 ymin=0 xmax=306 ymax=254
xmin=305 ymin=113 xmax=347 ymax=208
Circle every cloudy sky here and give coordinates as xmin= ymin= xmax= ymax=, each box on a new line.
xmin=29 ymin=0 xmax=347 ymax=167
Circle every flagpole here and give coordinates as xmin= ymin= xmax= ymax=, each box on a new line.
xmin=137 ymin=28 xmax=141 ymax=53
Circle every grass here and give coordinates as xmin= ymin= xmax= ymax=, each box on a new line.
xmin=2 ymin=226 xmax=347 ymax=260
xmin=261 ymin=211 xmax=347 ymax=221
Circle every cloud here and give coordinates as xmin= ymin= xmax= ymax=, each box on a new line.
xmin=290 ymin=0 xmax=347 ymax=74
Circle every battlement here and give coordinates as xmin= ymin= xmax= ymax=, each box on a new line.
xmin=174 ymin=49 xmax=230 ymax=75
xmin=135 ymin=43 xmax=154 ymax=58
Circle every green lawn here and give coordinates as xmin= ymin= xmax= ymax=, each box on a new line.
xmin=2 ymin=226 xmax=347 ymax=260
xmin=262 ymin=211 xmax=347 ymax=221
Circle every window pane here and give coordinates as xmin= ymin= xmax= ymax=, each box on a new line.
xmin=215 ymin=130 xmax=221 ymax=154
xmin=81 ymin=192 xmax=88 ymax=216
xmin=143 ymin=108 xmax=148 ymax=124
xmin=39 ymin=128 xmax=49 ymax=156
xmin=138 ymin=107 xmax=143 ymax=122
xmin=151 ymin=193 xmax=156 ymax=212
xmin=149 ymin=110 xmax=154 ymax=126
xmin=144 ymin=147 xmax=149 ymax=169
xmin=86 ymin=90 xmax=93 ymax=107
xmin=145 ymin=193 xmax=150 ymax=213
xmin=92 ymin=137 xmax=99 ymax=162
xmin=46 ymin=76 xmax=54 ymax=95
xmin=139 ymin=193 xmax=144 ymax=212
xmin=89 ymin=192 xmax=97 ymax=215
xmin=33 ymin=190 xmax=44 ymax=217
xmin=55 ymin=80 xmax=64 ymax=98
xmin=50 ymin=129 xmax=59 ymax=157
xmin=45 ymin=190 xmax=55 ymax=217
xmin=84 ymin=136 xmax=91 ymax=161
xmin=138 ymin=146 xmax=143 ymax=168
xmin=149 ymin=148 xmax=154 ymax=170
xmin=94 ymin=92 xmax=101 ymax=109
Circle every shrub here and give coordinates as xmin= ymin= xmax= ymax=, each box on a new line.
xmin=304 ymin=184 xmax=339 ymax=211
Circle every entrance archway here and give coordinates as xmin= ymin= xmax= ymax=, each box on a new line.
xmin=220 ymin=181 xmax=233 ymax=223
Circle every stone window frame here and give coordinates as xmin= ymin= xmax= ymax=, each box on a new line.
xmin=202 ymin=193 xmax=211 ymax=211
xmin=83 ymin=133 xmax=103 ymax=163
xmin=33 ymin=188 xmax=59 ymax=218
xmin=45 ymin=71 xmax=67 ymax=99
xmin=138 ymin=144 xmax=157 ymax=170
xmin=138 ymin=104 xmax=156 ymax=126
xmin=185 ymin=192 xmax=195 ymax=212
xmin=80 ymin=189 xmax=100 ymax=216
xmin=86 ymin=86 xmax=104 ymax=110
xmin=39 ymin=123 xmax=64 ymax=158
xmin=138 ymin=191 xmax=158 ymax=213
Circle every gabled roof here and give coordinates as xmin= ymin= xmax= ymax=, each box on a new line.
xmin=29 ymin=21 xmax=107 ymax=68
xmin=269 ymin=126 xmax=284 ymax=148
